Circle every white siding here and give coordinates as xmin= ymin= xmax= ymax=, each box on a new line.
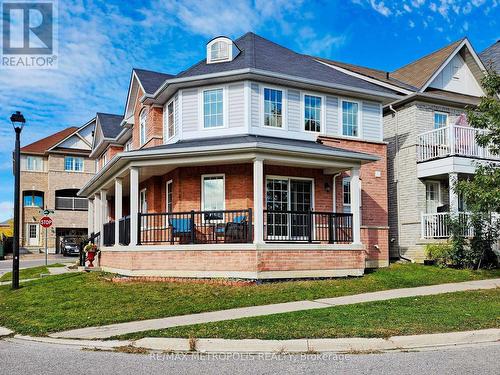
xmin=325 ymin=96 xmax=339 ymax=136
xmin=287 ymin=89 xmax=301 ymax=133
xmin=181 ymin=88 xmax=198 ymax=132
xmin=250 ymin=83 xmax=260 ymax=129
xmin=228 ymin=83 xmax=245 ymax=128
xmin=362 ymin=101 xmax=382 ymax=141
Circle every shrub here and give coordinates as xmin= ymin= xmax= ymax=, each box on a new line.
xmin=425 ymin=242 xmax=453 ymax=267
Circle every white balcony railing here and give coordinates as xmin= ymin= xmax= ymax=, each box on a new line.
xmin=55 ymin=196 xmax=88 ymax=211
xmin=417 ymin=125 xmax=500 ymax=162
xmin=421 ymin=212 xmax=473 ymax=239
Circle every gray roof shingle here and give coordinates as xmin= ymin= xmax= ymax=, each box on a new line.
xmin=480 ymin=40 xmax=500 ymax=73
xmin=134 ymin=68 xmax=174 ymax=94
xmin=175 ymin=32 xmax=397 ymax=95
xmin=97 ymin=113 xmax=123 ymax=138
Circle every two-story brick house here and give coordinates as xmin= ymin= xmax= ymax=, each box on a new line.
xmin=79 ymin=33 xmax=404 ymax=279
xmin=20 ymin=120 xmax=95 ymax=253
xmin=320 ymin=38 xmax=498 ymax=261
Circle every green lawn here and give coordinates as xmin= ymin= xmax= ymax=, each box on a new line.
xmin=0 ymin=263 xmax=498 ymax=336
xmin=0 ymin=263 xmax=66 ymax=282
xmin=120 ymin=289 xmax=500 ymax=340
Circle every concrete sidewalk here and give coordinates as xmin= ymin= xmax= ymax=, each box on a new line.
xmin=50 ymin=278 xmax=500 ymax=340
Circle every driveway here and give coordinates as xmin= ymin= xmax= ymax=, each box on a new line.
xmin=0 ymin=338 xmax=498 ymax=375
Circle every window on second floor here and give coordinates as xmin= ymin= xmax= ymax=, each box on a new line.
xmin=342 ymin=100 xmax=359 ymax=137
xmin=203 ymin=89 xmax=224 ymax=128
xmin=23 ymin=191 xmax=44 ymax=208
xmin=434 ymin=112 xmax=448 ymax=129
xmin=139 ymin=109 xmax=147 ymax=146
xmin=64 ymin=156 xmax=84 ymax=172
xmin=25 ymin=156 xmax=43 ymax=171
xmin=166 ymin=101 xmax=175 ymax=139
xmin=125 ymin=141 xmax=132 ymax=152
xmin=264 ymin=88 xmax=283 ymax=128
xmin=304 ymin=94 xmax=322 ymax=132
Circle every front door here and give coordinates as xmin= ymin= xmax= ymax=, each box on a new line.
xmin=425 ymin=181 xmax=441 ymax=213
xmin=27 ymin=223 xmax=39 ymax=246
xmin=266 ymin=178 xmax=313 ymax=240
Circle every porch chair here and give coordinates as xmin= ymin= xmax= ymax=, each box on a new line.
xmin=169 ymin=217 xmax=194 ymax=244
xmin=223 ymin=215 xmax=248 ymax=243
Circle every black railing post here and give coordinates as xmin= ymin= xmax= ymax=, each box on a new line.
xmin=328 ymin=213 xmax=334 ymax=244
xmin=137 ymin=213 xmax=142 ymax=245
xmin=190 ymin=210 xmax=196 ymax=244
xmin=308 ymin=210 xmax=313 ymax=243
xmin=247 ymin=208 xmax=253 ymax=243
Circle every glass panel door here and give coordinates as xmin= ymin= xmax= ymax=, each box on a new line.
xmin=290 ymin=180 xmax=312 ymax=239
xmin=266 ymin=179 xmax=288 ymax=238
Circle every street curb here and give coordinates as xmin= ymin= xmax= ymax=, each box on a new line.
xmin=8 ymin=329 xmax=500 ymax=354
xmin=0 ymin=327 xmax=14 ymax=337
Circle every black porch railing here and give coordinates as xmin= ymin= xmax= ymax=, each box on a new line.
xmin=118 ymin=216 xmax=130 ymax=245
xmin=138 ymin=209 xmax=252 ymax=245
xmin=103 ymin=221 xmax=115 ymax=246
xmin=264 ymin=210 xmax=353 ymax=243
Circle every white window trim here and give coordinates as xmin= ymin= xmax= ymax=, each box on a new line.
xmin=206 ymin=37 xmax=234 ymax=64
xmin=164 ymin=98 xmax=175 ymax=142
xmin=25 ymin=156 xmax=43 ymax=172
xmin=261 ymin=85 xmax=287 ymax=130
xmin=265 ymin=175 xmax=315 ymax=211
xmin=139 ymin=188 xmax=147 ymax=213
xmin=139 ymin=108 xmax=148 ymax=147
xmin=198 ymin=86 xmax=228 ymax=130
xmin=201 ymin=174 xmax=226 ymax=212
xmin=339 ymin=98 xmax=363 ymax=139
xmin=64 ymin=156 xmax=84 ymax=172
xmin=166 ymin=179 xmax=173 ymax=213
xmin=434 ymin=111 xmax=449 ymax=129
xmin=342 ymin=176 xmax=362 ymax=211
xmin=301 ymin=91 xmax=326 ymax=135
xmin=125 ymin=141 xmax=132 ymax=152
xmin=425 ymin=180 xmax=442 ymax=211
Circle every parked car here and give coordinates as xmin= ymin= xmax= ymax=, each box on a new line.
xmin=61 ymin=237 xmax=80 ymax=256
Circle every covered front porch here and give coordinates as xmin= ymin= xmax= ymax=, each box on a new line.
xmin=82 ymin=136 xmax=377 ymax=279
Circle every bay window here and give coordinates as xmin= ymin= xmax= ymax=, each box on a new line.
xmin=203 ymin=89 xmax=224 ymax=128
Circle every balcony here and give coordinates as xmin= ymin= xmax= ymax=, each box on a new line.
xmin=421 ymin=212 xmax=473 ymax=239
xmin=55 ymin=196 xmax=89 ymax=211
xmin=417 ymin=125 xmax=499 ymax=163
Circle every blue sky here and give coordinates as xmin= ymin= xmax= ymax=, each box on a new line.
xmin=0 ymin=0 xmax=498 ymax=221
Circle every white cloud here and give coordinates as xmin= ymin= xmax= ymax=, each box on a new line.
xmin=409 ymin=20 xmax=416 ymax=28
xmin=404 ymin=4 xmax=412 ymax=12
xmin=296 ymin=31 xmax=347 ymax=56
xmin=411 ymin=0 xmax=426 ymax=7
xmin=369 ymin=0 xmax=392 ymax=16
xmin=0 ymin=201 xmax=13 ymax=221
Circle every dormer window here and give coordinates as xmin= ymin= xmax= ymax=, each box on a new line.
xmin=206 ymin=37 xmax=240 ymax=64
xmin=211 ymin=41 xmax=228 ymax=61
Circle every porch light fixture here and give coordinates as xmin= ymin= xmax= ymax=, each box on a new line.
xmin=324 ymin=182 xmax=331 ymax=193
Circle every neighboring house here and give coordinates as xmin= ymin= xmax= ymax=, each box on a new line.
xmin=79 ymin=32 xmax=404 ymax=279
xmin=20 ymin=121 xmax=96 ymax=253
xmin=480 ymin=40 xmax=500 ymax=73
xmin=0 ymin=219 xmax=13 ymax=237
xmin=320 ymin=38 xmax=498 ymax=262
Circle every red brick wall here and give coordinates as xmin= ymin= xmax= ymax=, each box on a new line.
xmin=131 ymin=88 xmax=164 ymax=150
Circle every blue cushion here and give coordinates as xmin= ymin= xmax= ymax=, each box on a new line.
xmin=170 ymin=218 xmax=191 ymax=233
xmin=233 ymin=216 xmax=246 ymax=223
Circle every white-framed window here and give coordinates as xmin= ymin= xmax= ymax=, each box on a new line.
xmin=166 ymin=180 xmax=173 ymax=213
xmin=201 ymin=175 xmax=225 ymax=211
xmin=342 ymin=177 xmax=351 ymax=213
xmin=165 ymin=100 xmax=175 ymax=139
xmin=102 ymin=153 xmax=107 ymax=166
xmin=64 ymin=156 xmax=84 ymax=172
xmin=264 ymin=88 xmax=283 ymax=128
xmin=124 ymin=141 xmax=132 ymax=152
xmin=139 ymin=188 xmax=147 ymax=213
xmin=434 ymin=112 xmax=448 ymax=129
xmin=210 ymin=41 xmax=229 ymax=62
xmin=139 ymin=109 xmax=147 ymax=146
xmin=203 ymin=89 xmax=224 ymax=128
xmin=342 ymin=100 xmax=360 ymax=137
xmin=25 ymin=156 xmax=43 ymax=171
xmin=23 ymin=191 xmax=44 ymax=207
xmin=304 ymin=94 xmax=322 ymax=132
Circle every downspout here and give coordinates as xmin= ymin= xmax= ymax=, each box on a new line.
xmin=389 ymin=105 xmax=411 ymax=262
xmin=332 ymin=173 xmax=341 ymax=213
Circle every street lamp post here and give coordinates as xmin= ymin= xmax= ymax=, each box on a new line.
xmin=11 ymin=111 xmax=25 ymax=290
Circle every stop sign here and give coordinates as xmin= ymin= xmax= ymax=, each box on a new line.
xmin=40 ymin=216 xmax=53 ymax=228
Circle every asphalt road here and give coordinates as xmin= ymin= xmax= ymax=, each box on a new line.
xmin=0 ymin=338 xmax=498 ymax=375
xmin=0 ymin=255 xmax=70 ymax=276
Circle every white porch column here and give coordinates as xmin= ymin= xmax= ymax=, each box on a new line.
xmin=114 ymin=177 xmax=123 ymax=246
xmin=93 ymin=193 xmax=101 ymax=235
xmin=130 ymin=167 xmax=139 ymax=246
xmin=87 ymin=198 xmax=94 ymax=236
xmin=449 ymin=172 xmax=459 ymax=214
xmin=350 ymin=166 xmax=362 ymax=245
xmin=253 ymin=158 xmax=264 ymax=244
xmin=100 ymin=190 xmax=107 ymax=247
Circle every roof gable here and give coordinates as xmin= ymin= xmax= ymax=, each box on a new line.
xmin=96 ymin=112 xmax=123 ymax=138
xmin=134 ymin=69 xmax=174 ymax=94
xmin=21 ymin=127 xmax=79 ymax=155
